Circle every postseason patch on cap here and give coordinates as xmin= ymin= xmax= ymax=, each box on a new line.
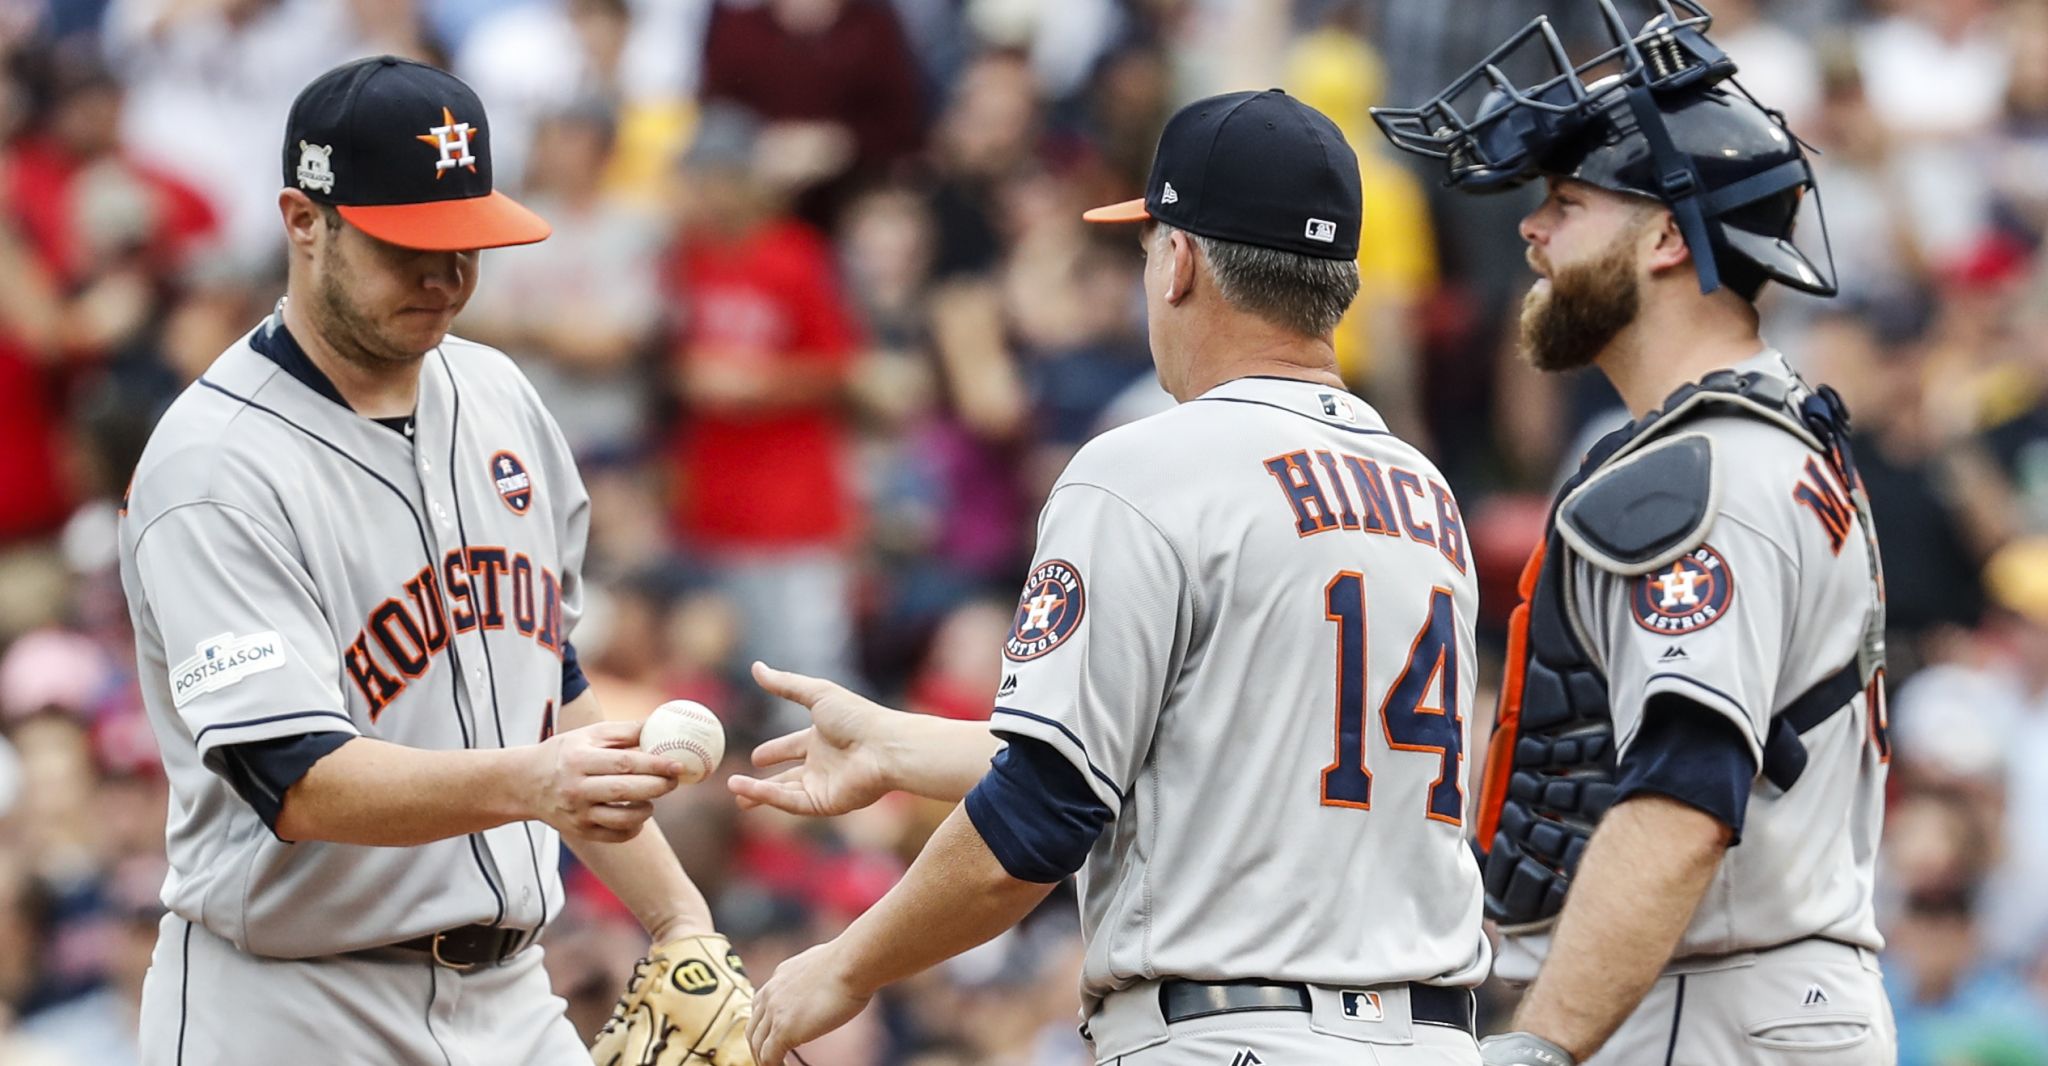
xmin=1633 ymin=545 xmax=1734 ymax=634
xmin=1006 ymin=560 xmax=1086 ymax=661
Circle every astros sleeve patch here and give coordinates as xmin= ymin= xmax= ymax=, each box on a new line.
xmin=1005 ymin=560 xmax=1086 ymax=661
xmin=1631 ymin=544 xmax=1735 ymax=635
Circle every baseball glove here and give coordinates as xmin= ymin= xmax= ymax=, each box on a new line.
xmin=591 ymin=934 xmax=756 ymax=1066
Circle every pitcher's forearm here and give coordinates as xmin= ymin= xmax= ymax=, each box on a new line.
xmin=277 ymin=737 xmax=531 ymax=846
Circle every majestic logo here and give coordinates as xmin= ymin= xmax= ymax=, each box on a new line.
xmin=1005 ymin=560 xmax=1086 ymax=661
xmin=1633 ymin=545 xmax=1735 ymax=635
xmin=997 ymin=673 xmax=1018 ymax=697
xmin=1225 ymin=1051 xmax=1263 ymax=1066
xmin=491 ymin=450 xmax=533 ymax=514
xmin=1161 ymin=181 xmax=1180 ymax=204
xmin=169 ymin=631 xmax=286 ymax=709
xmin=1340 ymin=989 xmax=1385 ymax=1022
xmin=1802 ymin=984 xmax=1830 ymax=1007
xmin=416 ymin=106 xmax=479 ymax=178
xmin=1658 ymin=645 xmax=1690 ymax=663
xmin=295 ymin=141 xmax=335 ymax=194
xmin=1305 ymin=217 xmax=1337 ymax=242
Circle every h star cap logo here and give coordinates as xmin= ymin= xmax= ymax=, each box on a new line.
xmin=1654 ymin=565 xmax=1708 ymax=609
xmin=416 ymin=106 xmax=478 ymax=178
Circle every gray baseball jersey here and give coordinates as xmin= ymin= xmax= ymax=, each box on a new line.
xmin=1495 ymin=349 xmax=1889 ymax=981
xmin=118 ymin=314 xmax=585 ymax=958
xmin=993 ymin=376 xmax=1491 ymax=1008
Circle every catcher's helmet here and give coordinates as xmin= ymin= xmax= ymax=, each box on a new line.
xmin=1371 ymin=0 xmax=1835 ymax=299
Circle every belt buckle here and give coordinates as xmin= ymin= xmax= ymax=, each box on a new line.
xmin=429 ymin=929 xmax=479 ymax=972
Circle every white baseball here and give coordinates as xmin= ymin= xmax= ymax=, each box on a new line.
xmin=640 ymin=700 xmax=725 ymax=785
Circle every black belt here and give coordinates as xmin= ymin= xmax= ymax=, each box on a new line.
xmin=1159 ymin=979 xmax=1475 ymax=1034
xmin=390 ymin=924 xmax=531 ymax=970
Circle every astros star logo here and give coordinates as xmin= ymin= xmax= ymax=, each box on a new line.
xmin=1653 ymin=565 xmax=1708 ymax=609
xmin=1631 ymin=545 xmax=1735 ymax=635
xmin=417 ymin=107 xmax=478 ymax=178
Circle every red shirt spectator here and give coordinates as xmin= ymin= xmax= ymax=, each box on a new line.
xmin=700 ymin=0 xmax=925 ymax=226
xmin=669 ymin=218 xmax=859 ymax=550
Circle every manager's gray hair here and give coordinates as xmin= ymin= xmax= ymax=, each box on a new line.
xmin=1157 ymin=224 xmax=1360 ymax=338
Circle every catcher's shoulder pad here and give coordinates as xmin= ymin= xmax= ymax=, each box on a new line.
xmin=1556 ymin=432 xmax=1719 ymax=576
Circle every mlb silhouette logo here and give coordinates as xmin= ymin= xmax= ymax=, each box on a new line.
xmin=1340 ymin=990 xmax=1384 ymax=1022
xmin=1305 ymin=218 xmax=1337 ymax=243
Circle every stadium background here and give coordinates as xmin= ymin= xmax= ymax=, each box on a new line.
xmin=0 ymin=0 xmax=2043 ymax=1062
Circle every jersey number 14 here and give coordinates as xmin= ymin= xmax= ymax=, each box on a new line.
xmin=1320 ymin=573 xmax=1464 ymax=824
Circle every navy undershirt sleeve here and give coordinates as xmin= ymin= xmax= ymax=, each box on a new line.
xmin=964 ymin=735 xmax=1113 ymax=883
xmin=562 ymin=640 xmax=589 ymax=704
xmin=1614 ymin=695 xmax=1758 ymax=840
xmin=212 ymin=731 xmax=357 ymax=839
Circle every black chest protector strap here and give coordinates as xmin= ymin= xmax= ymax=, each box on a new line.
xmin=1477 ymin=368 xmax=1882 ymax=930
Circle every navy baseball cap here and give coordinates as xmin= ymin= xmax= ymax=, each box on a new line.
xmin=1084 ymin=89 xmax=1361 ymax=260
xmin=283 ymin=55 xmax=548 ymax=252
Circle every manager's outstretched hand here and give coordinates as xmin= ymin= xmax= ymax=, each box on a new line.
xmin=729 ymin=662 xmax=899 ymax=817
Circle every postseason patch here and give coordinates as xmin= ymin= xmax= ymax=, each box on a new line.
xmin=1005 ymin=559 xmax=1086 ymax=661
xmin=490 ymin=450 xmax=533 ymax=514
xmin=1633 ymin=545 xmax=1735 ymax=635
xmin=170 ymin=631 xmax=287 ymax=709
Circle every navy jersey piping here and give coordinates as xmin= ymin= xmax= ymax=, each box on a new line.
xmin=991 ymin=706 xmax=1126 ymax=801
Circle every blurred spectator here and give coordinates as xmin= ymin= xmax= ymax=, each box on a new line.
xmin=1980 ymin=268 xmax=2048 ymax=530
xmin=665 ymin=104 xmax=865 ymax=690
xmin=455 ymin=0 xmax=703 ymax=189
xmin=1806 ymin=309 xmax=2001 ymax=669
xmin=459 ymin=100 xmax=664 ymax=458
xmin=1885 ymin=888 xmax=2048 ymax=1066
xmin=1906 ymin=540 xmax=2048 ymax=968
xmin=1854 ymin=0 xmax=2008 ymax=265
xmin=699 ymin=0 xmax=924 ymax=228
xmin=1986 ymin=0 xmax=2048 ymax=248
xmin=16 ymin=854 xmax=162 ymax=1066
xmin=102 ymin=0 xmax=403 ymax=277
xmin=1800 ymin=42 xmax=1933 ymax=309
xmin=1711 ymin=0 xmax=1822 ymax=129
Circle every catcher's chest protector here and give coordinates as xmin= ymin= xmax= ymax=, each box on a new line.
xmin=1475 ymin=370 xmax=1884 ymax=930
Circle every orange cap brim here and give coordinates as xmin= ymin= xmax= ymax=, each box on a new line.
xmin=1081 ymin=197 xmax=1151 ymax=224
xmin=337 ymin=190 xmax=551 ymax=252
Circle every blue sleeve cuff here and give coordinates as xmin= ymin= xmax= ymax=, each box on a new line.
xmin=562 ymin=641 xmax=589 ymax=704
xmin=964 ymin=736 xmax=1113 ymax=883
xmin=1615 ymin=696 xmax=1758 ymax=840
xmin=213 ymin=731 xmax=356 ymax=839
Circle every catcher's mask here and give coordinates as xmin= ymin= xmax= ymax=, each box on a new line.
xmin=1371 ymin=0 xmax=1836 ymax=300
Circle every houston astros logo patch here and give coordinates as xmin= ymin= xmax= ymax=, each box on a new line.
xmin=490 ymin=451 xmax=533 ymax=514
xmin=1633 ymin=545 xmax=1734 ymax=634
xmin=1006 ymin=560 xmax=1085 ymax=661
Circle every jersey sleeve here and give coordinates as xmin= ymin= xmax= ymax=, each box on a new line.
xmin=1579 ymin=511 xmax=1797 ymax=767
xmin=133 ymin=501 xmax=359 ymax=764
xmin=989 ymin=482 xmax=1193 ymax=815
